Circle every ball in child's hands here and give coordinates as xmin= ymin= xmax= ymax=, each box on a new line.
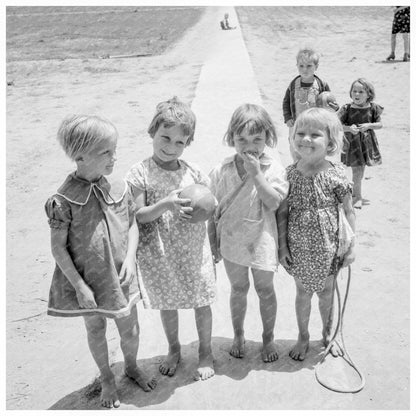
xmin=179 ymin=184 xmax=216 ymax=223
xmin=316 ymin=92 xmax=339 ymax=112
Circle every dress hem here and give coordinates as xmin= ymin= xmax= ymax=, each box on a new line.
xmin=47 ymin=291 xmax=142 ymax=319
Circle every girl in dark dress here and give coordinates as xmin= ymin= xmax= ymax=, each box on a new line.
xmin=45 ymin=115 xmax=157 ymax=407
xmin=338 ymin=78 xmax=384 ymax=209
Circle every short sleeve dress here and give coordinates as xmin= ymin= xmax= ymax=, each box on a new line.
xmin=44 ymin=173 xmax=141 ymax=318
xmin=284 ymin=162 xmax=352 ymax=293
xmin=209 ymin=153 xmax=289 ymax=272
xmin=125 ymin=157 xmax=216 ymax=310
xmin=338 ymin=102 xmax=383 ymax=167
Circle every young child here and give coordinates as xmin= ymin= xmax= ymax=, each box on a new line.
xmin=283 ymin=48 xmax=331 ymax=160
xmin=125 ymin=97 xmax=217 ymax=381
xmin=338 ymin=78 xmax=383 ymax=209
xmin=209 ymin=103 xmax=289 ymax=362
xmin=277 ymin=107 xmax=356 ymax=362
xmin=45 ymin=115 xmax=156 ymax=408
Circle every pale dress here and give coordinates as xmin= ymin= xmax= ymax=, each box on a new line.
xmin=125 ymin=157 xmax=216 ymax=310
xmin=209 ymin=153 xmax=289 ymax=272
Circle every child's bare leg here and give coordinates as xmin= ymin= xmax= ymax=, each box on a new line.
xmin=252 ymin=269 xmax=278 ymax=362
xmin=290 ymin=279 xmax=312 ymax=361
xmin=403 ymin=33 xmax=410 ymax=55
xmin=194 ymin=305 xmax=214 ymax=380
xmin=352 ymin=166 xmax=365 ymax=208
xmin=83 ymin=315 xmax=119 ymax=408
xmin=224 ymin=259 xmax=250 ymax=358
xmin=159 ymin=310 xmax=181 ymax=376
xmin=115 ymin=305 xmax=157 ymax=391
xmin=318 ymin=276 xmax=343 ymax=357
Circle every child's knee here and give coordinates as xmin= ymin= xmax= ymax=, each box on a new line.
xmin=254 ymin=282 xmax=275 ymax=299
xmin=84 ymin=316 xmax=107 ymax=338
xmin=231 ymin=280 xmax=250 ymax=296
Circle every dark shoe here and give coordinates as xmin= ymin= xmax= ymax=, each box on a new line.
xmin=386 ymin=52 xmax=395 ymax=61
xmin=403 ymin=53 xmax=410 ymax=62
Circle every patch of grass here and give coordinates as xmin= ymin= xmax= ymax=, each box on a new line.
xmin=6 ymin=6 xmax=204 ymax=61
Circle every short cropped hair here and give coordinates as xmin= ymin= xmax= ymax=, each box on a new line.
xmin=296 ymin=48 xmax=320 ymax=66
xmin=147 ymin=96 xmax=196 ymax=145
xmin=349 ymin=78 xmax=376 ymax=102
xmin=57 ymin=114 xmax=118 ymax=161
xmin=290 ymin=107 xmax=343 ymax=156
xmin=224 ymin=103 xmax=278 ymax=148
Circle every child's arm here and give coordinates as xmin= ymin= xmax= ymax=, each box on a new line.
xmin=207 ymin=216 xmax=221 ymax=263
xmin=242 ymin=153 xmax=284 ymax=210
xmin=119 ymin=219 xmax=139 ymax=286
xmin=276 ymin=198 xmax=292 ymax=267
xmin=357 ymin=121 xmax=383 ymax=132
xmin=50 ymin=228 xmax=97 ymax=308
xmin=131 ymin=186 xmax=192 ymax=224
xmin=343 ymin=124 xmax=360 ymax=134
xmin=341 ymin=192 xmax=356 ymax=267
xmin=282 ymin=87 xmax=294 ymax=127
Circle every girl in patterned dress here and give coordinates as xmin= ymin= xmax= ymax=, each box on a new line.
xmin=386 ymin=6 xmax=410 ymax=62
xmin=45 ymin=115 xmax=156 ymax=408
xmin=209 ymin=104 xmax=289 ymax=362
xmin=338 ymin=78 xmax=384 ymax=209
xmin=277 ymin=108 xmax=356 ymax=361
xmin=126 ymin=97 xmax=216 ymax=381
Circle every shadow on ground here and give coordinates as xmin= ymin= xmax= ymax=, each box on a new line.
xmin=49 ymin=336 xmax=324 ymax=409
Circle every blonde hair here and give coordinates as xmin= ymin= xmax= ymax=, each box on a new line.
xmin=290 ymin=107 xmax=343 ymax=156
xmin=224 ymin=103 xmax=278 ymax=148
xmin=57 ymin=115 xmax=117 ymax=161
xmin=296 ymin=47 xmax=320 ymax=66
xmin=147 ymin=96 xmax=196 ymax=145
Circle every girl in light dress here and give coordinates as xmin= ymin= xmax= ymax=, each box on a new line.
xmin=45 ymin=115 xmax=156 ymax=408
xmin=126 ymin=97 xmax=216 ymax=381
xmin=209 ymin=103 xmax=289 ymax=362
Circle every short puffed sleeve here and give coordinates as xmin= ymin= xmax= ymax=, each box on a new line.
xmin=45 ymin=195 xmax=72 ymax=229
xmin=125 ymin=162 xmax=146 ymax=192
xmin=208 ymin=165 xmax=219 ymax=195
xmin=266 ymin=160 xmax=289 ymax=201
xmin=371 ymin=103 xmax=384 ymax=122
xmin=332 ymin=164 xmax=353 ymax=203
xmin=337 ymin=104 xmax=350 ymax=125
xmin=196 ymin=168 xmax=211 ymax=188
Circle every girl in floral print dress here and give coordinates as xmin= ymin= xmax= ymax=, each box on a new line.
xmin=126 ymin=97 xmax=216 ymax=381
xmin=277 ymin=108 xmax=356 ymax=362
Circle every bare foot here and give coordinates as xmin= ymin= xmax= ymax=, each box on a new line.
xmin=125 ymin=366 xmax=157 ymax=392
xmin=159 ymin=348 xmax=181 ymax=377
xmin=195 ymin=352 xmax=215 ymax=381
xmin=230 ymin=335 xmax=245 ymax=358
xmin=353 ymin=198 xmax=362 ymax=209
xmin=323 ymin=337 xmax=344 ymax=357
xmin=262 ymin=341 xmax=279 ymax=362
xmin=289 ymin=338 xmax=309 ymax=361
xmin=100 ymin=375 xmax=120 ymax=408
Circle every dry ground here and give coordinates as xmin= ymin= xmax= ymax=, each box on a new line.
xmin=6 ymin=5 xmax=410 ymax=410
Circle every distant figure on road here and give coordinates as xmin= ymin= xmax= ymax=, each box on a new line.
xmin=220 ymin=13 xmax=236 ymax=30
xmin=386 ymin=6 xmax=410 ymax=62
